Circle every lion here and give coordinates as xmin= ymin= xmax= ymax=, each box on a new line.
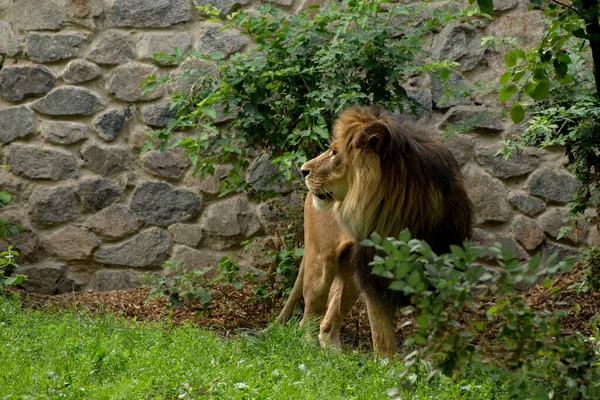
xmin=277 ymin=192 xmax=359 ymax=348
xmin=300 ymin=105 xmax=473 ymax=358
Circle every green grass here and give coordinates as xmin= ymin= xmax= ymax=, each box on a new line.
xmin=0 ymin=294 xmax=512 ymax=399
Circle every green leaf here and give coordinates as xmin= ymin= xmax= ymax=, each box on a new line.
xmin=510 ymin=102 xmax=525 ymax=123
xmin=476 ymin=0 xmax=493 ymax=14
xmin=439 ymin=67 xmax=451 ymax=83
xmin=210 ymin=51 xmax=225 ymax=60
xmin=499 ymin=71 xmax=512 ymax=85
xmin=532 ymin=81 xmax=550 ymax=101
xmin=573 ymin=28 xmax=588 ymax=39
xmin=504 ymin=51 xmax=517 ymax=68
xmin=0 ymin=191 xmax=11 ymax=205
xmin=498 ymin=84 xmax=517 ymax=102
xmin=408 ymin=271 xmax=421 ymax=287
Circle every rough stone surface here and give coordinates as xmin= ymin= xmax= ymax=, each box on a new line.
xmin=247 ymin=154 xmax=292 ymax=194
xmin=512 ymin=216 xmax=544 ymax=251
xmin=542 ymin=242 xmax=580 ymax=264
xmin=18 ymin=261 xmax=66 ymax=294
xmin=509 ymin=194 xmax=546 ymax=216
xmin=184 ymin=165 xmax=232 ymax=198
xmin=107 ymin=62 xmax=165 ymax=102
xmin=200 ymin=195 xmax=261 ymax=249
xmin=431 ymin=23 xmax=484 ymax=71
xmin=43 ymin=226 xmax=100 ymax=260
xmin=256 ymin=196 xmax=301 ymax=233
xmin=92 ymin=270 xmax=144 ymax=291
xmin=140 ymin=102 xmax=176 ymax=127
xmin=137 ymin=32 xmax=194 ymax=65
xmin=40 ymin=121 xmax=90 ymax=145
xmin=404 ymin=88 xmax=432 ymax=120
xmin=2 ymin=225 xmax=40 ymax=261
xmin=14 ymin=0 xmax=65 ymax=31
xmin=92 ymin=108 xmax=133 ymax=141
xmin=0 ymin=106 xmax=37 ymax=144
xmin=130 ymin=181 xmax=202 ymax=226
xmin=61 ymin=60 xmax=102 ymax=84
xmin=65 ymin=0 xmax=103 ymax=30
xmin=81 ymin=142 xmax=132 ymax=177
xmin=168 ymin=58 xmax=218 ymax=93
xmin=0 ymin=65 xmax=56 ymax=102
xmin=26 ymin=33 xmax=84 ymax=63
xmin=476 ymin=231 xmax=528 ymax=261
xmin=439 ymin=106 xmax=504 ymax=134
xmin=86 ymin=204 xmax=140 ymax=239
xmin=493 ymin=0 xmax=519 ymax=11
xmin=29 ymin=186 xmax=75 ymax=226
xmin=8 ymin=144 xmax=78 ymax=180
xmin=140 ymin=147 xmax=191 ymax=179
xmin=431 ymin=70 xmax=471 ymax=109
xmin=475 ymin=147 xmax=540 ymax=179
xmin=171 ymin=245 xmax=227 ymax=272
xmin=195 ymin=0 xmax=250 ymax=17
xmin=528 ymin=168 xmax=581 ymax=204
xmin=58 ymin=270 xmax=91 ymax=293
xmin=441 ymin=134 xmax=474 ymax=167
xmin=540 ymin=208 xmax=589 ymax=245
xmin=31 ymin=87 xmax=104 ymax=116
xmin=106 ymin=0 xmax=192 ymax=28
xmin=464 ymin=167 xmax=510 ymax=225
xmin=197 ymin=24 xmax=249 ymax=57
xmin=76 ymin=178 xmax=123 ymax=212
xmin=87 ymin=31 xmax=134 ymax=65
xmin=168 ymin=223 xmax=203 ymax=247
xmin=0 ymin=21 xmax=19 ymax=56
xmin=93 ymin=228 xmax=170 ymax=267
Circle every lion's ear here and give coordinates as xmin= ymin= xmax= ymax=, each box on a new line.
xmin=357 ymin=122 xmax=390 ymax=153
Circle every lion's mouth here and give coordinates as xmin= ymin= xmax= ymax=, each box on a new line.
xmin=315 ymin=192 xmax=334 ymax=201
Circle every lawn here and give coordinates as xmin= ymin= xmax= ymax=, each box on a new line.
xmin=0 ymin=294 xmax=512 ymax=399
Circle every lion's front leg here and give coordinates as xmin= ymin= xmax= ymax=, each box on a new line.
xmin=365 ymin=294 xmax=397 ymax=358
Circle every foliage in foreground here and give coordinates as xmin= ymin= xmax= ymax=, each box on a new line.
xmin=364 ymin=230 xmax=600 ymax=399
xmin=144 ymin=0 xmax=460 ymax=195
xmin=0 ymin=190 xmax=25 ymax=290
xmin=0 ymin=295 xmax=513 ymax=399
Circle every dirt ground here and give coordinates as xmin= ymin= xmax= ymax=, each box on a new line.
xmin=9 ymin=265 xmax=600 ymax=348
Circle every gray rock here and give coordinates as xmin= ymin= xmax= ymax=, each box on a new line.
xmin=197 ymin=23 xmax=249 ymax=57
xmin=0 ymin=21 xmax=20 ymax=56
xmin=464 ymin=167 xmax=510 ymax=225
xmin=171 ymin=245 xmax=227 ymax=272
xmin=527 ymin=168 xmax=580 ymax=204
xmin=2 ymin=225 xmax=40 ymax=261
xmin=92 ymin=270 xmax=144 ymax=291
xmin=512 ymin=216 xmax=544 ymax=251
xmin=42 ymin=226 xmax=100 ymax=260
xmin=168 ymin=58 xmax=218 ymax=93
xmin=183 ymin=165 xmax=232 ymax=198
xmin=257 ymin=196 xmax=302 ymax=233
xmin=262 ymin=0 xmax=292 ymax=5
xmin=93 ymin=228 xmax=171 ymax=267
xmin=139 ymin=147 xmax=191 ymax=179
xmin=509 ymin=193 xmax=546 ymax=216
xmin=26 ymin=33 xmax=84 ymax=63
xmin=168 ymin=223 xmax=203 ymax=247
xmin=475 ymin=147 xmax=540 ymax=179
xmin=14 ymin=0 xmax=65 ymax=31
xmin=246 ymin=153 xmax=292 ymax=194
xmin=31 ymin=86 xmax=104 ymax=116
xmin=77 ymin=178 xmax=123 ymax=212
xmin=8 ymin=144 xmax=78 ymax=180
xmin=40 ymin=121 xmax=90 ymax=145
xmin=130 ymin=181 xmax=202 ymax=226
xmin=86 ymin=204 xmax=140 ymax=239
xmin=441 ymin=134 xmax=474 ymax=167
xmin=107 ymin=62 xmax=165 ymax=102
xmin=0 ymin=106 xmax=37 ymax=144
xmin=92 ymin=108 xmax=133 ymax=141
xmin=195 ymin=0 xmax=250 ymax=17
xmin=87 ymin=30 xmax=134 ymax=65
xmin=200 ymin=195 xmax=261 ymax=249
xmin=140 ymin=102 xmax=176 ymax=127
xmin=542 ymin=242 xmax=580 ymax=265
xmin=492 ymin=0 xmax=519 ymax=11
xmin=65 ymin=0 xmax=103 ymax=30
xmin=475 ymin=231 xmax=528 ymax=262
xmin=404 ymin=88 xmax=432 ymax=120
xmin=0 ymin=66 xmax=56 ymax=102
xmin=439 ymin=106 xmax=504 ymax=134
xmin=57 ymin=270 xmax=91 ymax=293
xmin=81 ymin=142 xmax=132 ymax=177
xmin=431 ymin=23 xmax=484 ymax=71
xmin=137 ymin=32 xmax=194 ymax=65
xmin=18 ymin=261 xmax=66 ymax=294
xmin=61 ymin=60 xmax=102 ymax=84
xmin=540 ymin=208 xmax=588 ymax=245
xmin=29 ymin=186 xmax=76 ymax=226
xmin=430 ymin=70 xmax=471 ymax=109
xmin=106 ymin=0 xmax=192 ymax=28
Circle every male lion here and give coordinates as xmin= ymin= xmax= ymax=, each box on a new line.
xmin=277 ymin=192 xmax=359 ymax=348
xmin=300 ymin=105 xmax=473 ymax=358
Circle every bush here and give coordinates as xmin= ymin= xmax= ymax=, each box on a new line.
xmin=0 ymin=191 xmax=25 ymax=290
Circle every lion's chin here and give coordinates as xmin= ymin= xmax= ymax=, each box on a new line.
xmin=311 ymin=192 xmax=334 ymax=210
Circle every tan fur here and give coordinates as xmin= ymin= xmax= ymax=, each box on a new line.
xmin=277 ymin=193 xmax=359 ymax=348
xmin=301 ymin=105 xmax=473 ymax=358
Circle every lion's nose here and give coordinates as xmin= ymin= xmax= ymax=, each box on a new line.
xmin=301 ymin=169 xmax=310 ymax=177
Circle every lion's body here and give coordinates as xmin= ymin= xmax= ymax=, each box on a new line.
xmin=301 ymin=105 xmax=473 ymax=357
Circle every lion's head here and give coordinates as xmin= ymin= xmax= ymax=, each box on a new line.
xmin=301 ymin=105 xmax=472 ymax=250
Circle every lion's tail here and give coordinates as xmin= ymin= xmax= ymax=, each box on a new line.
xmin=277 ymin=257 xmax=305 ymax=323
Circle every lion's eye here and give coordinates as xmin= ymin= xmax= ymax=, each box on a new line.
xmin=331 ymin=149 xmax=337 ymax=157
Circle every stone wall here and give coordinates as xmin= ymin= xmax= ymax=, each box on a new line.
xmin=0 ymin=0 xmax=594 ymax=294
